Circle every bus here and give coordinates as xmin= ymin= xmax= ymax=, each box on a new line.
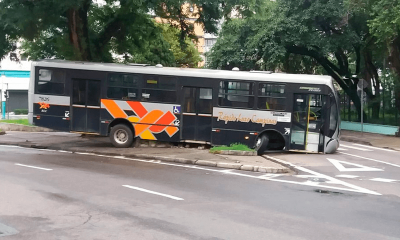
xmin=28 ymin=60 xmax=340 ymax=155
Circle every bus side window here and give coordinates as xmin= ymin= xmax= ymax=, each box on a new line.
xmin=218 ymin=81 xmax=254 ymax=108
xmin=258 ymin=84 xmax=285 ymax=111
xmin=107 ymin=73 xmax=139 ymax=100
xmin=37 ymin=69 xmax=66 ymax=95
xmin=142 ymin=76 xmax=177 ymax=103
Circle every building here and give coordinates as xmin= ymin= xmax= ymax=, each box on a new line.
xmin=0 ymin=50 xmax=31 ymax=114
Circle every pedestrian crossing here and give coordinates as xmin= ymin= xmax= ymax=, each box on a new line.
xmin=339 ymin=144 xmax=373 ymax=151
xmin=339 ymin=143 xmax=396 ymax=152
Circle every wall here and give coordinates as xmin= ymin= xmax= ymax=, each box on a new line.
xmin=341 ymin=121 xmax=399 ymax=136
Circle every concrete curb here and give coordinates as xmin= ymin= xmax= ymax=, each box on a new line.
xmin=0 ymin=141 xmax=289 ymax=174
xmin=211 ymin=150 xmax=257 ymax=156
xmin=0 ymin=123 xmax=54 ymax=132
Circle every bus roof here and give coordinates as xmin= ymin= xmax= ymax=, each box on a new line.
xmin=33 ymin=60 xmax=332 ymax=85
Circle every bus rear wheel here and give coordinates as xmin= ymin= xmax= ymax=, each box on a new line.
xmin=110 ymin=124 xmax=134 ymax=148
xmin=255 ymin=135 xmax=269 ymax=156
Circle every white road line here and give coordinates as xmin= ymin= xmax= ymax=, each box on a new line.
xmin=264 ymin=156 xmax=381 ymax=195
xmin=335 ymin=175 xmax=359 ymax=179
xmin=3 ymin=145 xmax=383 ymax=196
xmin=38 ymin=149 xmax=57 ymax=152
xmin=337 ymin=148 xmax=348 ymax=151
xmin=15 ymin=163 xmax=53 ymax=171
xmin=122 ymin=185 xmax=184 ymax=201
xmin=352 ymin=144 xmax=396 ymax=152
xmin=327 ymin=158 xmax=383 ymax=172
xmin=340 ymin=144 xmax=373 ymax=151
xmin=338 ymin=152 xmax=400 ymax=168
xmin=369 ymin=178 xmax=398 ymax=183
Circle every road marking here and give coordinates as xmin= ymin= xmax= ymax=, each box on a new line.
xmin=340 ymin=144 xmax=373 ymax=151
xmin=38 ymin=149 xmax=57 ymax=152
xmin=15 ymin=163 xmax=53 ymax=171
xmin=352 ymin=144 xmax=396 ymax=152
xmin=337 ymin=148 xmax=348 ymax=151
xmin=335 ymin=175 xmax=359 ymax=179
xmin=265 ymin=156 xmax=380 ymax=195
xmin=327 ymin=158 xmax=383 ymax=172
xmin=338 ymin=152 xmax=400 ymax=168
xmin=122 ymin=185 xmax=184 ymax=201
xmin=370 ymin=178 xmax=398 ymax=183
xmin=259 ymin=174 xmax=281 ymax=179
xmin=2 ymin=145 xmax=381 ymax=196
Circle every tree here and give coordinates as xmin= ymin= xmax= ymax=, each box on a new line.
xmin=209 ymin=0 xmax=385 ymax=121
xmin=157 ymin=23 xmax=202 ymax=67
xmin=366 ymin=0 xmax=400 ymax=115
xmin=0 ymin=0 xmax=252 ymax=64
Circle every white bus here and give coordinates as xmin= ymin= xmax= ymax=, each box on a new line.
xmin=29 ymin=60 xmax=340 ymax=155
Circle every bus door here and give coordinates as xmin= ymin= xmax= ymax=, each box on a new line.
xmin=71 ymin=79 xmax=101 ymax=133
xmin=290 ymin=94 xmax=326 ymax=152
xmin=181 ymin=87 xmax=213 ymax=142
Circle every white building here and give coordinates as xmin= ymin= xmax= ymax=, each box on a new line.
xmin=0 ymin=50 xmax=31 ymax=113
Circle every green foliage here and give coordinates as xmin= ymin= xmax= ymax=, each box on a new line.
xmin=367 ymin=0 xmax=400 ymax=44
xmin=0 ymin=119 xmax=31 ymax=126
xmin=0 ymin=0 xmax=250 ymax=64
xmin=208 ymin=0 xmax=394 ymax=121
xmin=14 ymin=109 xmax=28 ymax=115
xmin=157 ymin=23 xmax=202 ymax=67
xmin=209 ymin=143 xmax=254 ymax=153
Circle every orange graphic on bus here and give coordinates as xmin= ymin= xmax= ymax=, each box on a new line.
xmin=38 ymin=102 xmax=50 ymax=109
xmin=101 ymin=99 xmax=178 ymax=140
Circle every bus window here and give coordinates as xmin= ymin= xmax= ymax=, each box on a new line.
xmin=107 ymin=73 xmax=139 ymax=100
xmin=199 ymin=88 xmax=213 ymax=114
xmin=142 ymin=76 xmax=177 ymax=103
xmin=258 ymin=84 xmax=285 ymax=111
xmin=37 ymin=69 xmax=65 ymax=95
xmin=218 ymin=81 xmax=254 ymax=108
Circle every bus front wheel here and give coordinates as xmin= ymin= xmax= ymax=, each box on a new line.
xmin=110 ymin=124 xmax=134 ymax=148
xmin=255 ymin=135 xmax=269 ymax=156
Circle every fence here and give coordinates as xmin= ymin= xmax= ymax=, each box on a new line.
xmin=339 ymin=89 xmax=400 ymax=127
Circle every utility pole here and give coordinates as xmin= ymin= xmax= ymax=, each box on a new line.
xmin=6 ymin=83 xmax=9 ymax=120
xmin=1 ymin=73 xmax=5 ymax=120
xmin=358 ymin=79 xmax=368 ymax=136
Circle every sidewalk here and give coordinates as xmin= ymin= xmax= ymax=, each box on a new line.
xmin=0 ymin=131 xmax=288 ymax=173
xmin=341 ymin=130 xmax=400 ymax=151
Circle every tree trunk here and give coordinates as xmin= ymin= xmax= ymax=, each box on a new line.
xmin=364 ymin=49 xmax=381 ymax=121
xmin=66 ymin=1 xmax=91 ymax=61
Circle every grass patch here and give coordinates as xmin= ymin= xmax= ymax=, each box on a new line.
xmin=0 ymin=119 xmax=32 ymax=126
xmin=210 ymin=143 xmax=254 ymax=153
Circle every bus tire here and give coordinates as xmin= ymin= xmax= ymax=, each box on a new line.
xmin=110 ymin=124 xmax=134 ymax=148
xmin=255 ymin=135 xmax=269 ymax=156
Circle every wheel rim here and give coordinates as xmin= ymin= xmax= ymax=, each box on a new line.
xmin=114 ymin=129 xmax=128 ymax=144
xmin=255 ymin=137 xmax=262 ymax=149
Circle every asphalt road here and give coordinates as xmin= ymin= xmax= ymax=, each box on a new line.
xmin=267 ymin=141 xmax=400 ymax=197
xmin=1 ymin=145 xmax=400 ymax=240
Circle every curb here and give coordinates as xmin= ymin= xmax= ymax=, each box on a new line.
xmin=211 ymin=150 xmax=257 ymax=156
xmin=0 ymin=142 xmax=289 ymax=174
xmin=263 ymin=155 xmax=298 ymax=174
xmin=0 ymin=123 xmax=54 ymax=132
